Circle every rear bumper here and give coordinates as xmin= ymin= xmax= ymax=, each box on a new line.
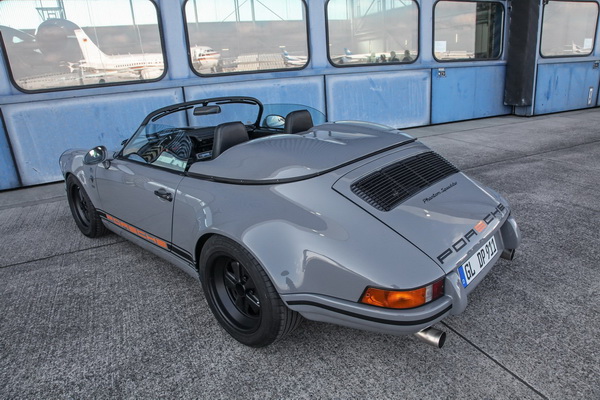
xmin=283 ymin=215 xmax=520 ymax=336
xmin=284 ymin=292 xmax=454 ymax=336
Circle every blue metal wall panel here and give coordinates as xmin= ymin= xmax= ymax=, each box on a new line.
xmin=325 ymin=71 xmax=431 ymax=128
xmin=184 ymin=76 xmax=326 ymax=115
xmin=3 ymin=88 xmax=184 ymax=186
xmin=431 ymin=65 xmax=511 ymax=124
xmin=0 ymin=45 xmax=12 ymax=96
xmin=0 ymin=113 xmax=20 ymax=190
xmin=534 ymin=62 xmax=600 ymax=115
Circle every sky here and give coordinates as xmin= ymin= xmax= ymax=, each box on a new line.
xmin=0 ymin=0 xmax=309 ymax=30
xmin=0 ymin=0 xmax=159 ymax=30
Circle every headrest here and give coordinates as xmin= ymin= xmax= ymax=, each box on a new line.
xmin=284 ymin=110 xmax=314 ymax=135
xmin=212 ymin=122 xmax=249 ymax=158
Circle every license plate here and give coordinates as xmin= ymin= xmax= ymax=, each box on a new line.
xmin=458 ymin=236 xmax=498 ymax=288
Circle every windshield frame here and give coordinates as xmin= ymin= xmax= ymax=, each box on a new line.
xmin=118 ymin=96 xmax=264 ymax=159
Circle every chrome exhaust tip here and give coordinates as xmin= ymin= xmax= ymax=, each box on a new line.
xmin=501 ymin=248 xmax=515 ymax=261
xmin=414 ymin=327 xmax=446 ymax=348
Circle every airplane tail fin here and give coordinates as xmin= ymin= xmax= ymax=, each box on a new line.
xmin=344 ymin=48 xmax=352 ymax=55
xmin=74 ymin=29 xmax=110 ymax=66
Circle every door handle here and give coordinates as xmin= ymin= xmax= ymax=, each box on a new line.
xmin=154 ymin=188 xmax=173 ymax=202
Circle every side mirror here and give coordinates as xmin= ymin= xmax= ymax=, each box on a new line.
xmin=83 ymin=145 xmax=108 ymax=165
xmin=263 ymin=114 xmax=285 ymax=129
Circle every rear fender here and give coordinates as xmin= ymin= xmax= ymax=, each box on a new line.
xmin=174 ymin=174 xmax=445 ymax=303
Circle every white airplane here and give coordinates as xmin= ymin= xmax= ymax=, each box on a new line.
xmin=281 ymin=50 xmax=307 ymax=67
xmin=332 ymin=48 xmax=405 ymax=64
xmin=190 ymin=45 xmax=220 ymax=70
xmin=74 ymin=29 xmax=163 ymax=79
xmin=330 ymin=48 xmax=372 ymax=64
xmin=571 ymin=42 xmax=592 ymax=54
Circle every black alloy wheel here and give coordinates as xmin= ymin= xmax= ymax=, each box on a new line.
xmin=214 ymin=257 xmax=261 ymax=332
xmin=200 ymin=236 xmax=302 ymax=347
xmin=66 ymin=175 xmax=108 ymax=238
xmin=72 ymin=182 xmax=91 ymax=228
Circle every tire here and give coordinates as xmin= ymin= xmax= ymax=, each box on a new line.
xmin=199 ymin=236 xmax=302 ymax=347
xmin=66 ymin=175 xmax=108 ymax=238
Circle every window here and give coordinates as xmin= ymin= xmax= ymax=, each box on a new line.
xmin=184 ymin=0 xmax=309 ymax=75
xmin=0 ymin=0 xmax=165 ymax=92
xmin=433 ymin=1 xmax=504 ymax=61
xmin=540 ymin=1 xmax=598 ymax=57
xmin=327 ymin=0 xmax=419 ymax=66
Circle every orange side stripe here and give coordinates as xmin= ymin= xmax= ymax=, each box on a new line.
xmin=105 ymin=214 xmax=168 ymax=249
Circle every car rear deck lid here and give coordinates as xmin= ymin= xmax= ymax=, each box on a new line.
xmin=333 ymin=148 xmax=507 ymax=272
xmin=187 ymin=122 xmax=414 ymax=183
xmin=351 ymin=151 xmax=459 ymax=212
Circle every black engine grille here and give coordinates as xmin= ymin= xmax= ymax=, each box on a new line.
xmin=351 ymin=151 xmax=459 ymax=211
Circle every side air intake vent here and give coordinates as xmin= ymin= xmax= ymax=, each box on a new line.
xmin=351 ymin=152 xmax=459 ymax=211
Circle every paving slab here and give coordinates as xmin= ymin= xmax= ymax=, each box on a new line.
xmin=440 ymin=111 xmax=600 ymax=156
xmin=404 ymin=115 xmax=525 ymax=137
xmin=444 ymin=155 xmax=600 ymax=399
xmin=0 ymin=182 xmax=64 ymax=209
xmin=2 ymin=108 xmax=600 ymax=399
xmin=418 ymin=134 xmax=525 ymax=170
xmin=534 ymin=140 xmax=600 ymax=174
xmin=0 ymin=241 xmax=543 ymax=399
xmin=0 ymin=200 xmax=123 ymax=268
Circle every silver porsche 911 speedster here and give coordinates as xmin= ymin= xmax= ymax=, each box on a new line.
xmin=60 ymin=96 xmax=521 ymax=348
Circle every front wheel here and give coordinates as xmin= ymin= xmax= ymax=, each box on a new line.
xmin=66 ymin=175 xmax=108 ymax=238
xmin=199 ymin=236 xmax=302 ymax=347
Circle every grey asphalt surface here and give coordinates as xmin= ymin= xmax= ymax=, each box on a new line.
xmin=1 ymin=109 xmax=599 ymax=399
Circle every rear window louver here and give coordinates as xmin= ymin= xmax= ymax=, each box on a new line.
xmin=351 ymin=151 xmax=459 ymax=211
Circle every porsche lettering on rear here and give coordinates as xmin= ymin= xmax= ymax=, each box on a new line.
xmin=436 ymin=203 xmax=507 ymax=264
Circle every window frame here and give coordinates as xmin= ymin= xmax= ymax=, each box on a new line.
xmin=432 ymin=0 xmax=506 ymax=63
xmin=182 ymin=0 xmax=311 ymax=77
xmin=325 ymin=0 xmax=421 ymax=68
xmin=539 ymin=0 xmax=599 ymax=59
xmin=0 ymin=0 xmax=167 ymax=94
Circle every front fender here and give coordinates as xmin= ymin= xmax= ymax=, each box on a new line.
xmin=59 ymin=149 xmax=101 ymax=207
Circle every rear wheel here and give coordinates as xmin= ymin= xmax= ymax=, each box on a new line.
xmin=200 ymin=236 xmax=302 ymax=347
xmin=66 ymin=175 xmax=108 ymax=238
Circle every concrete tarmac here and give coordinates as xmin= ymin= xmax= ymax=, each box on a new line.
xmin=1 ymin=109 xmax=599 ymax=399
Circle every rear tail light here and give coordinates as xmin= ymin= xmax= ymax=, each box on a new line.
xmin=360 ymin=278 xmax=445 ymax=309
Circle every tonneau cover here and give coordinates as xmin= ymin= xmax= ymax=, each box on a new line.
xmin=187 ymin=122 xmax=413 ymax=182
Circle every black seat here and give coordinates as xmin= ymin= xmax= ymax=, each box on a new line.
xmin=284 ymin=110 xmax=314 ymax=135
xmin=212 ymin=122 xmax=249 ymax=158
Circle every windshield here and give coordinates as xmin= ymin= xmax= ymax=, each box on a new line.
xmin=120 ymin=98 xmax=326 ymax=173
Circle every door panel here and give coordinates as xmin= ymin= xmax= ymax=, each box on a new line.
xmin=95 ymin=159 xmax=183 ymax=244
xmin=0 ymin=112 xmax=20 ymax=190
xmin=431 ymin=65 xmax=511 ymax=124
xmin=326 ymin=70 xmax=431 ymax=128
xmin=535 ymin=62 xmax=600 ymax=114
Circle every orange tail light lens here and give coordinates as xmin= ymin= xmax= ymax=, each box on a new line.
xmin=360 ymin=279 xmax=445 ymax=309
